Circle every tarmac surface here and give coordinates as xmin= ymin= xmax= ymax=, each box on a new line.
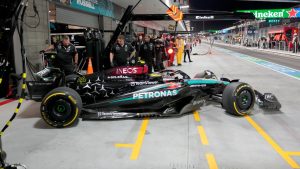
xmin=0 ymin=43 xmax=300 ymax=169
xmin=213 ymin=43 xmax=300 ymax=70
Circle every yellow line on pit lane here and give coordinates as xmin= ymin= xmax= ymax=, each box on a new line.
xmin=197 ymin=126 xmax=209 ymax=145
xmin=131 ymin=118 xmax=149 ymax=160
xmin=206 ymin=153 xmax=219 ymax=169
xmin=115 ymin=117 xmax=149 ymax=160
xmin=286 ymin=152 xmax=300 ymax=156
xmin=194 ymin=112 xmax=219 ymax=169
xmin=115 ymin=144 xmax=134 ymax=148
xmin=193 ymin=111 xmax=201 ymax=122
xmin=245 ymin=115 xmax=300 ymax=169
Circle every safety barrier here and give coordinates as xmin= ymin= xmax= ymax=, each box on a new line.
xmin=256 ymin=40 xmax=299 ymax=54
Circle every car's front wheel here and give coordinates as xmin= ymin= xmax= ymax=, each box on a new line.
xmin=41 ymin=87 xmax=82 ymax=128
xmin=222 ymin=82 xmax=255 ymax=116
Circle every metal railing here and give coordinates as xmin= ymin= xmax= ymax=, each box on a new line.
xmin=224 ymin=39 xmax=300 ymax=55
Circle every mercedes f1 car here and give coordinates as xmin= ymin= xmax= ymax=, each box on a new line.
xmin=26 ymin=53 xmax=281 ymax=128
xmin=25 ymin=4 xmax=273 ymax=128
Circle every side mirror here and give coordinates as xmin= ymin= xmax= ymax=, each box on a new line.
xmin=231 ymin=79 xmax=240 ymax=82
xmin=220 ymin=77 xmax=230 ymax=82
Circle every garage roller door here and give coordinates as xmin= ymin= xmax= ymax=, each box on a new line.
xmin=136 ymin=26 xmax=144 ymax=33
xmin=56 ymin=7 xmax=99 ymax=28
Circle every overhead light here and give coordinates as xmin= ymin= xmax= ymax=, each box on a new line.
xmin=180 ymin=5 xmax=189 ymax=9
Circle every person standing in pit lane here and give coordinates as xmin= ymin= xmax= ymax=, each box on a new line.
xmin=175 ymin=35 xmax=184 ymax=66
xmin=132 ymin=34 xmax=144 ymax=59
xmin=166 ymin=37 xmax=176 ymax=66
xmin=292 ymin=33 xmax=299 ymax=53
xmin=184 ymin=38 xmax=193 ymax=63
xmin=110 ymin=35 xmax=136 ymax=67
xmin=39 ymin=35 xmax=78 ymax=76
xmin=139 ymin=35 xmax=155 ymax=73
xmin=154 ymin=38 xmax=165 ymax=71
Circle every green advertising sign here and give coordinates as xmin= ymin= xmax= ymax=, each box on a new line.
xmin=207 ymin=30 xmax=219 ymax=33
xmin=238 ymin=8 xmax=300 ymax=19
xmin=71 ymin=0 xmax=114 ymax=18
xmin=53 ymin=0 xmax=114 ymax=18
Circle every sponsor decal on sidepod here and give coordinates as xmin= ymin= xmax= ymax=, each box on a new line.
xmin=116 ymin=67 xmax=138 ymax=74
xmin=133 ymin=90 xmax=179 ymax=99
xmin=130 ymin=81 xmax=159 ymax=86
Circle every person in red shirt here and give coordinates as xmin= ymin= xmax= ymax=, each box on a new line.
xmin=166 ymin=37 xmax=176 ymax=66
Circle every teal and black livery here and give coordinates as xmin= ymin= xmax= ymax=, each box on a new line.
xmin=36 ymin=68 xmax=280 ymax=128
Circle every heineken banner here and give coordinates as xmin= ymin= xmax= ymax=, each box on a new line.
xmin=238 ymin=8 xmax=300 ymax=19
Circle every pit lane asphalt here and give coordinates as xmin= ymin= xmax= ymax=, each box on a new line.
xmin=213 ymin=43 xmax=300 ymax=70
xmin=0 ymin=44 xmax=300 ymax=169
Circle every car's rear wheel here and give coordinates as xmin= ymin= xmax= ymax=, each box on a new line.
xmin=222 ymin=82 xmax=255 ymax=116
xmin=41 ymin=87 xmax=82 ymax=128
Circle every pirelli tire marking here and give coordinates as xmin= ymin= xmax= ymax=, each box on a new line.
xmin=41 ymin=93 xmax=79 ymax=127
xmin=233 ymin=84 xmax=254 ymax=116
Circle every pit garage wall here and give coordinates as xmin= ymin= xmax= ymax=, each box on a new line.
xmin=13 ymin=0 xmax=50 ymax=77
xmin=103 ymin=16 xmax=119 ymax=46
xmin=132 ymin=21 xmax=164 ymax=36
xmin=14 ymin=0 xmax=166 ymax=75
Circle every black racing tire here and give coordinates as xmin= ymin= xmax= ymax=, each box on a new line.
xmin=222 ymin=82 xmax=255 ymax=116
xmin=41 ymin=87 xmax=82 ymax=128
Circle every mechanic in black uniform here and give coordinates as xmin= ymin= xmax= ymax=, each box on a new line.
xmin=132 ymin=34 xmax=143 ymax=57
xmin=139 ymin=35 xmax=155 ymax=73
xmin=154 ymin=38 xmax=165 ymax=71
xmin=44 ymin=35 xmax=78 ymax=75
xmin=110 ymin=35 xmax=135 ymax=67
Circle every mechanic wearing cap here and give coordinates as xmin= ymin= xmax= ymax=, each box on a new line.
xmin=42 ymin=35 xmax=78 ymax=75
xmin=139 ymin=35 xmax=155 ymax=73
xmin=110 ymin=35 xmax=136 ymax=67
xmin=175 ymin=35 xmax=184 ymax=66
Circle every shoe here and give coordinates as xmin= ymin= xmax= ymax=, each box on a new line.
xmin=184 ymin=61 xmax=186 ymax=62
xmin=189 ymin=60 xmax=193 ymax=62
xmin=178 ymin=64 xmax=182 ymax=66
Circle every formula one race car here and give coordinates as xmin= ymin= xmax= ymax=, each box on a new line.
xmin=26 ymin=52 xmax=281 ymax=128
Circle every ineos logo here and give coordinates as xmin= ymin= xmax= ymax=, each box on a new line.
xmin=117 ymin=68 xmax=138 ymax=74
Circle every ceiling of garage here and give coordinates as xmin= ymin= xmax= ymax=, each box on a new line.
xmin=109 ymin=0 xmax=169 ymax=14
xmin=109 ymin=0 xmax=187 ymax=31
